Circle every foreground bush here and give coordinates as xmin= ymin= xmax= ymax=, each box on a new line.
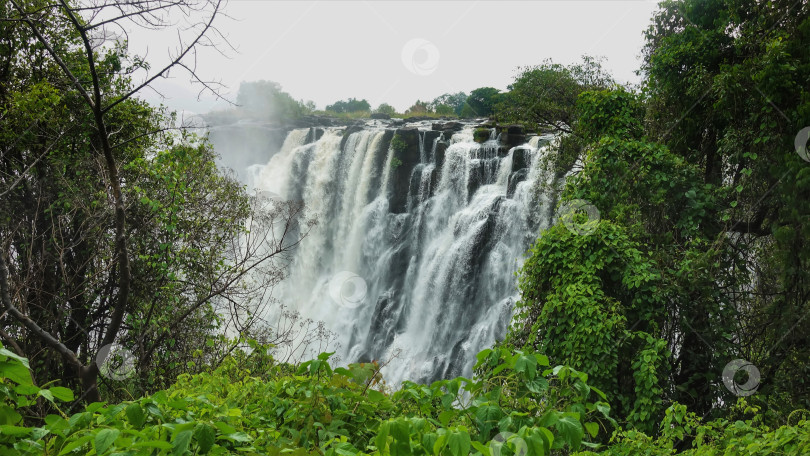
xmin=2 ymin=344 xmax=807 ymax=455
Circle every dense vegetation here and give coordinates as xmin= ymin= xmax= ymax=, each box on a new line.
xmin=1 ymin=0 xmax=809 ymax=454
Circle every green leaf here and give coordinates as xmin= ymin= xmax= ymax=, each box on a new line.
xmin=38 ymin=389 xmax=55 ymax=403
xmin=471 ymin=440 xmax=491 ymax=456
xmin=554 ymin=416 xmax=583 ymax=450
xmin=448 ymin=431 xmax=471 ymax=456
xmin=0 ymin=348 xmax=30 ymax=368
xmin=126 ymin=403 xmax=146 ymax=428
xmin=525 ymin=434 xmax=546 ymax=456
xmin=584 ymin=422 xmax=599 ymax=438
xmin=514 ymin=355 xmax=538 ymax=379
xmin=476 ymin=404 xmax=502 ymax=426
xmin=0 ymin=361 xmax=32 ymax=386
xmin=48 ymin=386 xmax=74 ymax=402
xmin=195 ymin=423 xmax=216 ymax=454
xmin=368 ymin=389 xmax=385 ymax=402
xmin=225 ymin=432 xmax=251 ymax=443
xmin=95 ymin=428 xmax=120 ymax=454
xmin=214 ymin=421 xmax=237 ymax=435
xmin=0 ymin=425 xmax=31 ymax=436
xmin=438 ymin=410 xmax=454 ymax=427
xmin=375 ymin=422 xmax=389 ymax=452
xmin=172 ymin=429 xmax=193 ymax=455
xmin=0 ymin=405 xmax=22 ymax=426
xmin=132 ymin=440 xmax=174 ymax=450
xmin=58 ymin=434 xmax=94 ymax=455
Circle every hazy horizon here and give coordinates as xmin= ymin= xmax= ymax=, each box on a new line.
xmin=124 ymin=0 xmax=660 ymax=115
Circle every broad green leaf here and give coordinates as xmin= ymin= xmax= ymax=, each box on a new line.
xmin=448 ymin=431 xmax=471 ymax=456
xmin=95 ymin=428 xmax=120 ymax=454
xmin=126 ymin=403 xmax=146 ymax=428
xmin=438 ymin=410 xmax=454 ymax=427
xmin=0 ymin=348 xmax=30 ymax=368
xmin=0 ymin=425 xmax=31 ymax=436
xmin=0 ymin=361 xmax=32 ymax=386
xmin=471 ymin=440 xmax=491 ymax=456
xmin=48 ymin=386 xmax=74 ymax=402
xmin=195 ymin=423 xmax=216 ymax=453
xmin=132 ymin=440 xmax=173 ymax=450
xmin=58 ymin=434 xmax=94 ymax=455
xmin=172 ymin=430 xmax=193 ymax=455
xmin=584 ymin=422 xmax=599 ymax=438
xmin=368 ymin=389 xmax=385 ymax=402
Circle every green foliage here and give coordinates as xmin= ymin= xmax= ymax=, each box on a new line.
xmin=638 ymin=0 xmax=810 ymax=416
xmin=434 ymin=104 xmax=456 ymax=116
xmin=391 ymin=134 xmax=408 ymax=155
xmin=576 ymin=88 xmax=644 ymax=141
xmin=495 ymin=56 xmax=613 ymax=133
xmin=459 ymin=103 xmax=479 ymax=119
xmin=234 ymin=80 xmax=310 ymax=121
xmin=430 ymin=92 xmax=468 ymax=116
xmin=6 ymin=344 xmax=808 ymax=455
xmin=0 ymin=9 xmax=303 ymax=406
xmin=1 ymin=343 xmax=616 ymax=455
xmin=326 ymin=98 xmax=372 ymax=114
xmin=405 ymin=100 xmax=431 ymax=116
xmin=375 ymin=104 xmax=397 ymax=116
xmin=465 ymin=88 xmax=501 ymax=118
xmin=507 ymin=219 xmax=667 ymax=433
xmin=473 ymin=128 xmax=491 ymax=143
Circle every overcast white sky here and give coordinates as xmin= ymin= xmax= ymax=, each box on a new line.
xmin=128 ymin=1 xmax=660 ymax=114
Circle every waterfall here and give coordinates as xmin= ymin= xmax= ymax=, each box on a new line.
xmin=251 ymin=121 xmax=559 ymax=386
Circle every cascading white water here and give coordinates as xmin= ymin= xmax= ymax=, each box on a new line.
xmin=252 ymin=122 xmax=559 ymax=386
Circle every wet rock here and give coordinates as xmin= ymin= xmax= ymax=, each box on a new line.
xmin=467 ymin=160 xmax=485 ymax=200
xmin=512 ymin=147 xmax=531 ymax=172
xmin=435 ymin=141 xmax=448 ymax=170
xmin=507 ymin=169 xmax=529 ymax=198
xmin=432 ymin=121 xmax=463 ymax=132
xmin=371 ymin=112 xmax=391 ymax=119
xmin=423 ymin=130 xmax=442 ymax=151
xmin=428 ymin=166 xmax=439 ymax=198
xmin=496 ymin=124 xmax=526 ymax=148
xmin=389 ymin=127 xmax=421 ymax=214
xmin=340 ymin=125 xmax=365 ymax=150
xmin=307 ymin=127 xmax=324 ymax=143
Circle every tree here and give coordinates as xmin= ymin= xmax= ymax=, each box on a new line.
xmin=325 ymin=98 xmax=371 ymax=113
xmin=433 ymin=104 xmax=454 ymax=116
xmin=429 ymin=92 xmax=467 ymax=116
xmin=234 ymin=80 xmax=309 ymax=120
xmin=508 ymin=86 xmax=730 ymax=430
xmin=0 ymin=0 xmax=313 ymax=404
xmin=465 ymin=87 xmax=500 ymax=117
xmin=374 ymin=103 xmax=397 ymax=116
xmin=495 ymin=56 xmax=613 ymax=133
xmin=405 ymin=100 xmax=430 ymax=115
xmin=642 ymin=0 xmax=810 ymax=415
